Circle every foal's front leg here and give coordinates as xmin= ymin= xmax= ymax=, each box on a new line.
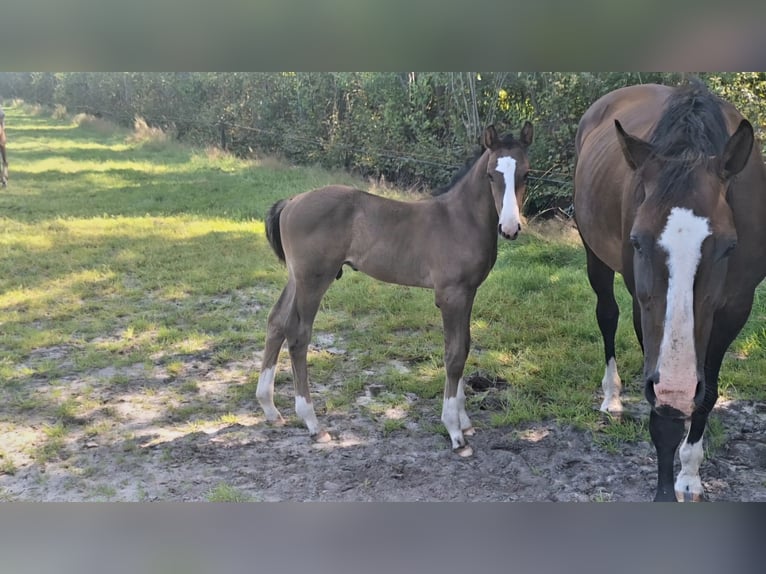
xmin=437 ymin=286 xmax=476 ymax=457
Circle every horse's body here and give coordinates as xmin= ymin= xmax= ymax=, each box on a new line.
xmin=258 ymin=123 xmax=533 ymax=455
xmin=574 ymin=81 xmax=766 ymax=501
xmin=0 ymin=107 xmax=8 ymax=187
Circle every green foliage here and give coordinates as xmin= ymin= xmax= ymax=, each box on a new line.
xmin=0 ymin=72 xmax=763 ymax=216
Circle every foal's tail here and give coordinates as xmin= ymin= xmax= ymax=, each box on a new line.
xmin=265 ymin=199 xmax=287 ymax=262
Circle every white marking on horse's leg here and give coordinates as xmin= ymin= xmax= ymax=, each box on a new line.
xmin=255 ymin=366 xmax=284 ymax=423
xmin=496 ymin=156 xmax=521 ymax=237
xmin=656 ymin=207 xmax=711 ymax=415
xmin=442 ymin=396 xmax=471 ymax=456
xmin=456 ymin=378 xmax=474 ymax=435
xmin=675 ymin=431 xmax=705 ymax=502
xmin=295 ymin=395 xmax=321 ymax=435
xmin=599 ymin=358 xmax=623 ymax=413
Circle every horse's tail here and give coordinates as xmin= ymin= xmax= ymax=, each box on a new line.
xmin=265 ymin=199 xmax=287 ymax=262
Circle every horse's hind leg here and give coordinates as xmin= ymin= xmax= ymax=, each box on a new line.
xmin=584 ymin=244 xmax=623 ymax=414
xmin=436 ymin=285 xmax=476 ymax=457
xmin=285 ymin=272 xmax=336 ymax=443
xmin=256 ymin=281 xmax=294 ymax=424
xmin=1 ymin=145 xmax=7 ymax=187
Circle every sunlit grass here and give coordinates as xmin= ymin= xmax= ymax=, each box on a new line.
xmin=2 ymin=101 xmax=766 ymax=476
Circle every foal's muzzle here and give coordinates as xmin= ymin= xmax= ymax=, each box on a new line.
xmin=499 ymin=223 xmax=521 ymax=240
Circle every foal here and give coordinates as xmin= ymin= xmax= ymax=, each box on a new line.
xmin=257 ymin=123 xmax=533 ymax=455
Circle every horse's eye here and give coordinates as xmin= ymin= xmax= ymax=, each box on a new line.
xmin=630 ymin=236 xmax=643 ymax=255
xmin=487 ymin=173 xmax=494 ymax=182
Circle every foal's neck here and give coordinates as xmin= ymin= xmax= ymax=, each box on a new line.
xmin=445 ymin=151 xmax=497 ymax=216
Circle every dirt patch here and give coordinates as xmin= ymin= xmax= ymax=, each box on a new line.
xmin=2 ymin=358 xmax=765 ymax=501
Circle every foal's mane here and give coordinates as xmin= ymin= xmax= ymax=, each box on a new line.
xmin=648 ymin=79 xmax=730 ymax=200
xmin=432 ymin=132 xmax=520 ymax=197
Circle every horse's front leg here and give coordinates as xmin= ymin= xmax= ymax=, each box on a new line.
xmin=436 ymin=285 xmax=476 ymax=457
xmin=649 ymin=410 xmax=686 ymax=501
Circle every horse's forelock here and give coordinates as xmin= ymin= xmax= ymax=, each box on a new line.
xmin=649 ymin=80 xmax=730 ymax=200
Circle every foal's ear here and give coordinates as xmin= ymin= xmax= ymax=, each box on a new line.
xmin=615 ymin=119 xmax=652 ymax=171
xmin=482 ymin=125 xmax=500 ymax=150
xmin=519 ymin=121 xmax=534 ymax=148
xmin=721 ymin=119 xmax=754 ymax=179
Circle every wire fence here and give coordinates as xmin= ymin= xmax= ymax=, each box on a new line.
xmin=70 ymin=104 xmax=576 ymax=215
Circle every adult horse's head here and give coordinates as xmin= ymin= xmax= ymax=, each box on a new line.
xmin=615 ymin=101 xmax=754 ymax=419
xmin=481 ymin=122 xmax=534 ymax=240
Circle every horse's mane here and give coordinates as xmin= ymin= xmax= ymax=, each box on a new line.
xmin=432 ymin=132 xmax=519 ymax=197
xmin=649 ymin=78 xmax=730 ymax=200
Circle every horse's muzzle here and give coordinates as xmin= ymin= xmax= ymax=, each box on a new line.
xmin=499 ymin=223 xmax=521 ymax=240
xmin=644 ymin=375 xmax=702 ymax=419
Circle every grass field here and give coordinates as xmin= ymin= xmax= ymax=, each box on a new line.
xmin=2 ymin=102 xmax=766 ymax=478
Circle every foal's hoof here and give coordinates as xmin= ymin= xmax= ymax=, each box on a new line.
xmin=312 ymin=429 xmax=333 ymax=444
xmin=453 ymin=444 xmax=474 ymax=458
xmin=462 ymin=426 xmax=476 ymax=437
xmin=676 ymin=489 xmax=704 ymax=502
xmin=265 ymin=415 xmax=286 ymax=427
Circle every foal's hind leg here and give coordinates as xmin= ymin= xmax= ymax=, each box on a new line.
xmin=584 ymin=245 xmax=623 ymax=414
xmin=284 ymin=272 xmax=337 ymax=443
xmin=436 ymin=285 xmax=476 ymax=457
xmin=256 ymin=282 xmax=294 ymax=425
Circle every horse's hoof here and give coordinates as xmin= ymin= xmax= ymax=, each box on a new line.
xmin=313 ymin=430 xmax=333 ymax=444
xmin=265 ymin=415 xmax=286 ymax=427
xmin=676 ymin=489 xmax=704 ymax=502
xmin=462 ymin=426 xmax=476 ymax=437
xmin=453 ymin=444 xmax=473 ymax=458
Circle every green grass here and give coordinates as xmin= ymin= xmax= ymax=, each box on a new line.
xmin=2 ymin=102 xmax=766 ymax=464
xmin=205 ymin=482 xmax=256 ymax=502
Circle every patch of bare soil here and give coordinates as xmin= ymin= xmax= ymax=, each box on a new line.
xmin=1 ymin=360 xmax=765 ymax=502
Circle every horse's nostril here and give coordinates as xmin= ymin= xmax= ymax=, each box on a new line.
xmin=644 ymin=376 xmax=658 ymax=405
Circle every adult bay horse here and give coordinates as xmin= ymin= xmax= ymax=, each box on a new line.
xmin=258 ymin=123 xmax=533 ymax=456
xmin=574 ymin=80 xmax=766 ymax=501
xmin=0 ymin=106 xmax=8 ymax=187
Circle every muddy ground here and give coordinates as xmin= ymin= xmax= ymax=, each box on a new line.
xmin=2 ymin=351 xmax=765 ymax=502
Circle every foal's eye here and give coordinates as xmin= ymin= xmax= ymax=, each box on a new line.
xmin=630 ymin=236 xmax=643 ymax=255
xmin=487 ymin=173 xmax=494 ymax=182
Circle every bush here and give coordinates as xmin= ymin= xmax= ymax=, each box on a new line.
xmin=1 ymin=72 xmax=761 ymax=216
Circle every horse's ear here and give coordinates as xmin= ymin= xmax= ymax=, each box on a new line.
xmin=519 ymin=121 xmax=534 ymax=148
xmin=721 ymin=119 xmax=754 ymax=179
xmin=481 ymin=125 xmax=499 ymax=150
xmin=615 ymin=119 xmax=652 ymax=171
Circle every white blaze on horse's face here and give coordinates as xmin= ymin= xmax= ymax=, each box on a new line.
xmin=654 ymin=207 xmax=711 ymax=416
xmin=495 ymin=156 xmax=522 ymax=239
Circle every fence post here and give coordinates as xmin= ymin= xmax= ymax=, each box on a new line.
xmin=219 ymin=116 xmax=227 ymax=150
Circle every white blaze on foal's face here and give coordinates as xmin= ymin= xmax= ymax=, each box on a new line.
xmin=655 ymin=207 xmax=711 ymax=412
xmin=495 ymin=156 xmax=521 ymax=238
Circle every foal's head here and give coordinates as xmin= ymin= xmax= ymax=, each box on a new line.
xmin=482 ymin=123 xmax=534 ymax=240
xmin=615 ymin=107 xmax=754 ymax=418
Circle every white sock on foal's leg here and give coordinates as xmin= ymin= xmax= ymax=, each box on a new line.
xmin=457 ymin=378 xmax=474 ymax=435
xmin=256 ymin=366 xmax=284 ymax=424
